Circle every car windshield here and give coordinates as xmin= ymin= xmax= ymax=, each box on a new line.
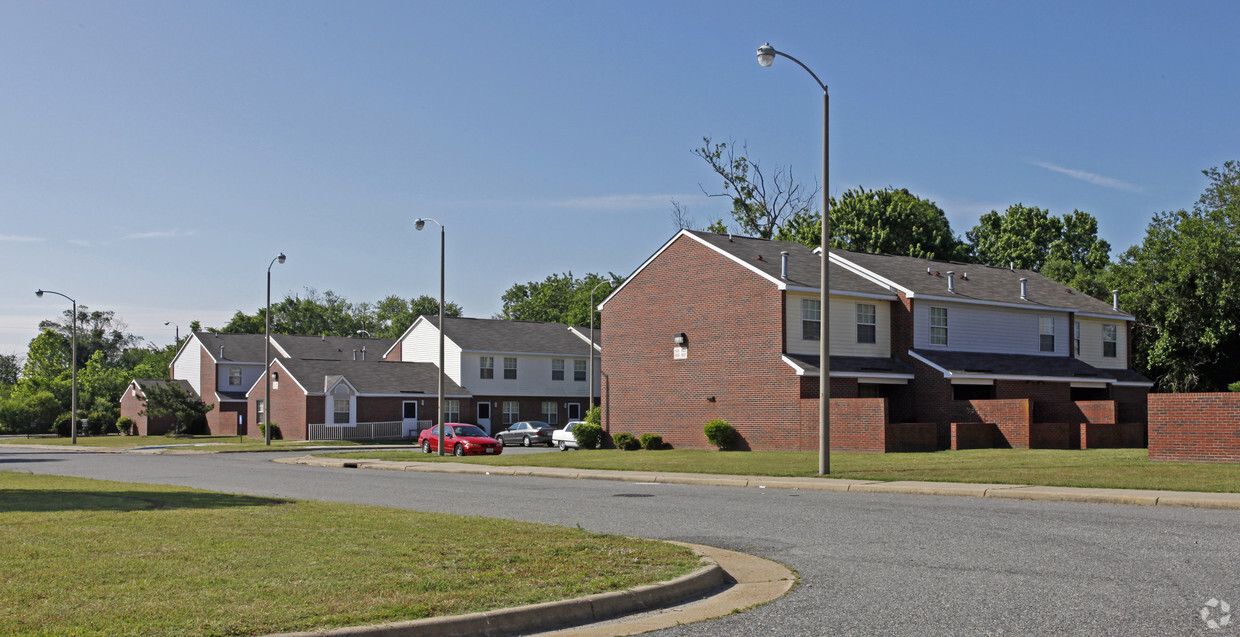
xmin=453 ymin=425 xmax=487 ymax=437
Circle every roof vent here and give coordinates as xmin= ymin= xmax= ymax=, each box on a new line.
xmin=219 ymin=346 xmax=225 ymax=359
xmin=361 ymin=347 xmax=366 ymax=361
xmin=352 ymin=349 xmax=357 ymax=361
xmin=755 ymin=254 xmax=763 ymax=261
xmin=780 ymin=251 xmax=789 ymax=280
xmin=962 ymin=272 xmax=969 ymax=280
xmin=1019 ymin=278 xmax=1028 ymax=300
xmin=946 ymin=271 xmax=956 ymax=293
xmin=1112 ymin=289 xmax=1120 ymax=311
xmin=1010 ymin=262 xmax=1015 ymax=271
xmin=926 ymin=267 xmax=932 ymax=275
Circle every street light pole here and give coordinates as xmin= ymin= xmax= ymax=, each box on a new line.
xmin=165 ymin=321 xmax=180 ymax=346
xmin=264 ymin=253 xmax=286 ymax=446
xmin=757 ymin=43 xmax=831 ymax=475
xmin=36 ymin=289 xmax=77 ymax=444
xmin=587 ymin=279 xmax=609 ymax=416
xmin=415 ymin=217 xmax=446 ymax=456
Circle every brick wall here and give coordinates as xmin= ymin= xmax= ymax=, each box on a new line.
xmin=601 ymin=235 xmax=808 ymax=451
xmin=1080 ymin=422 xmax=1147 ymax=449
xmin=886 ymin=422 xmax=937 ymax=452
xmin=1149 ymin=393 xmax=1240 ymax=463
xmin=120 ymin=386 xmax=174 ymax=436
xmin=953 ymin=399 xmax=1032 ymax=448
xmin=212 ymin=402 xmax=245 ymax=436
xmin=1034 ymin=400 xmax=1116 ymax=425
xmin=247 ymin=365 xmax=308 ymax=440
xmin=829 ymin=398 xmax=887 ymax=453
xmin=1113 ymin=385 xmax=1150 ymax=424
xmin=951 ymin=422 xmax=996 ymax=450
xmin=1030 ymin=422 xmax=1071 ymax=449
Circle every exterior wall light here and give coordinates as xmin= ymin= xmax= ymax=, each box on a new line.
xmin=673 ymin=333 xmax=687 ymax=345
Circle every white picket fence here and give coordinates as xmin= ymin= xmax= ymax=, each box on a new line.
xmin=307 ymin=420 xmax=428 ymax=441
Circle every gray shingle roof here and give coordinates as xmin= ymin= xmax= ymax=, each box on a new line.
xmin=193 ymin=332 xmax=269 ymax=363
xmin=835 ymin=250 xmax=1130 ymax=318
xmin=134 ymin=378 xmax=198 ymax=398
xmin=686 ymin=231 xmax=896 ymax=297
xmin=273 ymin=334 xmax=397 ymax=361
xmin=784 ymin=354 xmax=914 ymax=377
xmin=911 ymin=349 xmax=1145 ymax=382
xmin=424 ymin=316 xmax=598 ymax=355
xmin=276 ymin=359 xmax=470 ymax=396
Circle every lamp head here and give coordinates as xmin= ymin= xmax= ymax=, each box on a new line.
xmin=414 ymin=219 xmax=426 ymax=231
xmin=35 ymin=289 xmax=44 ymax=298
xmin=757 ymin=43 xmax=776 ymax=67
xmin=164 ymin=321 xmax=171 ymax=326
xmin=277 ymin=253 xmax=286 ymax=264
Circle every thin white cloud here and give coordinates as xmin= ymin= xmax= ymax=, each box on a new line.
xmin=67 ymin=239 xmax=93 ymax=247
xmin=545 ymin=194 xmax=698 ymax=211
xmin=0 ymin=234 xmax=44 ymax=242
xmin=124 ymin=229 xmax=195 ymax=240
xmin=1030 ymin=161 xmax=1144 ymax=193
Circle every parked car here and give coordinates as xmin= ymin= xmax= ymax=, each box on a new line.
xmin=418 ymin=424 xmax=503 ymax=456
xmin=494 ymin=421 xmax=555 ymax=447
xmin=552 ymin=421 xmax=585 ymax=451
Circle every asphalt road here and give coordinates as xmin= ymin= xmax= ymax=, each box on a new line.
xmin=3 ymin=447 xmax=1236 ymax=636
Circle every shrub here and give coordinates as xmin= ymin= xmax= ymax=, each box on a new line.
xmin=116 ymin=416 xmax=135 ymax=436
xmin=639 ymin=433 xmax=663 ymax=450
xmin=572 ymin=422 xmax=604 ymax=449
xmin=258 ymin=422 xmax=282 ymax=440
xmin=704 ymin=420 xmax=738 ymax=450
xmin=613 ymin=432 xmax=641 ymax=451
xmin=1230 ymin=381 xmax=1240 ymax=392
xmin=585 ymin=405 xmax=601 ymax=425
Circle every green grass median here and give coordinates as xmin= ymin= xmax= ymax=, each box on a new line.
xmin=1 ymin=434 xmax=408 ymax=451
xmin=318 ymin=448 xmax=1240 ymax=493
xmin=0 ymin=472 xmax=698 ymax=636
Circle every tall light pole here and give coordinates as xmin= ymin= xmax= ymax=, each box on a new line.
xmin=757 ymin=43 xmax=831 ymax=475
xmin=165 ymin=321 xmax=180 ymax=346
xmin=264 ymin=253 xmax=286 ymax=446
xmin=587 ymin=279 xmax=609 ymax=416
xmin=36 ymin=289 xmax=77 ymax=444
xmin=355 ymin=329 xmax=372 ymax=338
xmin=415 ymin=217 xmax=446 ymax=456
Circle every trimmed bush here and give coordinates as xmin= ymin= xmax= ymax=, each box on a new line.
xmin=613 ymin=432 xmax=641 ymax=451
xmin=572 ymin=423 xmax=604 ymax=449
xmin=1230 ymin=381 xmax=1240 ymax=392
xmin=115 ymin=416 xmax=135 ymax=436
xmin=639 ymin=433 xmax=663 ymax=450
xmin=258 ymin=422 xmax=282 ymax=440
xmin=704 ymin=420 xmax=738 ymax=450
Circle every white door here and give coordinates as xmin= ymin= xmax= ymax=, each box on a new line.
xmin=477 ymin=402 xmax=491 ymax=434
xmin=402 ymin=401 xmax=419 ymax=437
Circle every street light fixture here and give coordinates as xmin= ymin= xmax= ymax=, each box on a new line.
xmin=36 ymin=289 xmax=78 ymax=444
xmin=587 ymin=279 xmax=610 ymax=419
xmin=415 ymin=217 xmax=446 ymax=456
xmin=757 ymin=42 xmax=832 ymax=475
xmin=165 ymin=321 xmax=180 ymax=346
xmin=356 ymin=329 xmax=372 ymax=338
xmin=264 ymin=253 xmax=286 ymax=446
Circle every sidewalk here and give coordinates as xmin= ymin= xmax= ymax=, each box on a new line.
xmin=281 ymin=455 xmax=1240 ymax=511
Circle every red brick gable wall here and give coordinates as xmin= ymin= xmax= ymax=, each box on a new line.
xmin=602 ymin=234 xmax=807 ymax=450
xmin=247 ymin=367 xmax=308 ymax=440
xmin=1149 ymin=393 xmax=1240 ymax=463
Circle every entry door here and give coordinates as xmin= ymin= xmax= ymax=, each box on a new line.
xmin=477 ymin=402 xmax=491 ymax=434
xmin=566 ymin=403 xmax=581 ymax=421
xmin=402 ymin=401 xmax=419 ymax=437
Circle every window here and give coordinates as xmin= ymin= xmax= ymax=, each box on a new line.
xmin=551 ymin=359 xmax=564 ymax=381
xmin=573 ymin=359 xmax=587 ymax=382
xmin=858 ymin=383 xmax=882 ymax=399
xmin=1103 ymin=324 xmax=1118 ymax=358
xmin=1074 ymin=321 xmax=1081 ymax=357
xmin=929 ymin=307 xmax=948 ymax=346
xmin=542 ymin=401 xmax=558 ymax=425
xmin=480 ymin=356 xmax=494 ymax=379
xmin=333 ymin=398 xmax=350 ymax=424
xmin=856 ymin=304 xmax=876 ymax=344
xmin=444 ymin=399 xmax=460 ymax=422
xmin=228 ymin=366 xmax=242 ymax=386
xmin=503 ymin=357 xmax=517 ymax=380
xmin=502 ymin=401 xmax=519 ymax=424
xmin=802 ymin=298 xmax=821 ymax=341
xmin=256 ymin=400 xmax=265 ymax=424
xmin=1040 ymin=316 xmax=1055 ymax=352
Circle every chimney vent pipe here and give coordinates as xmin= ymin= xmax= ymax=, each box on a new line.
xmin=1019 ymin=278 xmax=1028 ymax=300
xmin=219 ymin=346 xmax=224 ymax=359
xmin=352 ymin=349 xmax=357 ymax=361
xmin=946 ymin=271 xmax=955 ymax=293
xmin=1112 ymin=289 xmax=1120 ymax=310
xmin=780 ymin=251 xmax=789 ymax=279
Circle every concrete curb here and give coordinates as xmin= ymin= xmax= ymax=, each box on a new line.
xmin=279 ymin=455 xmax=1240 ymax=510
xmin=266 ymin=549 xmax=728 ymax=637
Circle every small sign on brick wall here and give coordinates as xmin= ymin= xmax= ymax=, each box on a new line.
xmin=673 ymin=346 xmax=688 ymax=360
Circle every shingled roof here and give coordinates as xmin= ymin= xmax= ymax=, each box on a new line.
xmin=909 ymin=349 xmax=1148 ymax=383
xmin=422 ymin=316 xmax=597 ymax=355
xmin=685 ymin=231 xmax=897 ymax=297
xmin=192 ymin=332 xmax=269 ymax=363
xmin=272 ymin=334 xmax=397 ymax=361
xmin=132 ymin=378 xmax=198 ymax=398
xmin=270 ymin=359 xmax=470 ymax=396
xmin=783 ymin=354 xmax=915 ymax=378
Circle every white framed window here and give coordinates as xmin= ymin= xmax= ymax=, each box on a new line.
xmin=1074 ymin=320 xmax=1081 ymax=357
xmin=479 ymin=356 xmax=494 ymax=379
xmin=502 ymin=401 xmax=519 ymax=424
xmin=1040 ymin=316 xmax=1055 ymax=352
xmin=929 ymin=307 xmax=948 ymax=346
xmin=573 ymin=359 xmax=587 ymax=382
xmin=802 ymin=298 xmax=821 ymax=341
xmin=551 ymin=359 xmax=564 ymax=381
xmin=256 ymin=399 xmax=265 ymax=424
xmin=333 ymin=398 xmax=350 ymax=424
xmin=444 ymin=399 xmax=460 ymax=422
xmin=1103 ymin=324 xmax=1118 ymax=357
xmin=856 ymin=304 xmax=876 ymax=344
xmin=541 ymin=401 xmax=558 ymax=425
xmin=228 ymin=366 xmax=242 ymax=386
xmin=503 ymin=357 xmax=517 ymax=380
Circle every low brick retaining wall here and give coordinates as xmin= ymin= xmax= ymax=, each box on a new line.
xmin=951 ymin=422 xmax=997 ymax=450
xmin=885 ymin=422 xmax=936 ymax=453
xmin=1149 ymin=393 xmax=1240 ymax=463
xmin=1080 ymin=422 xmax=1147 ymax=449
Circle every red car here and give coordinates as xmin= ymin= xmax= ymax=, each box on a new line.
xmin=418 ymin=424 xmax=503 ymax=457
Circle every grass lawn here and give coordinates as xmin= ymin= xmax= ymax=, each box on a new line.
xmin=319 ymin=448 xmax=1240 ymax=494
xmin=0 ymin=434 xmax=411 ymax=451
xmin=0 ymin=472 xmax=698 ymax=636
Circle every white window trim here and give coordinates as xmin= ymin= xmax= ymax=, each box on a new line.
xmin=929 ymin=306 xmax=948 ymax=346
xmin=802 ymin=298 xmax=821 ymax=341
xmin=1102 ymin=324 xmax=1118 ymax=358
xmin=856 ymin=303 xmax=876 ymax=344
xmin=1039 ymin=316 xmax=1055 ymax=353
xmin=551 ymin=359 xmax=565 ymax=381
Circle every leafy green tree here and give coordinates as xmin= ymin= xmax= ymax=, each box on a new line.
xmin=372 ymin=294 xmax=463 ymax=338
xmin=38 ymin=306 xmax=140 ymax=368
xmin=213 ymin=290 xmax=461 ymax=338
xmin=0 ymin=352 xmax=21 ymax=386
xmin=966 ymin=204 xmax=1063 ymax=270
xmin=1110 ymin=162 xmax=1240 ymax=391
xmin=139 ymin=381 xmax=214 ymax=435
xmin=777 ymin=186 xmax=965 ymax=260
xmin=499 ymin=272 xmax=623 ymax=327
xmin=0 ymin=391 xmax=60 ymax=433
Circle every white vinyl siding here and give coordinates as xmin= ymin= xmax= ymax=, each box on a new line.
xmin=459 ymin=354 xmax=598 ymax=397
xmin=503 ymin=357 xmax=517 ymax=379
xmin=399 ymin=319 xmax=464 ymax=385
xmin=856 ymin=304 xmax=877 ymax=344
xmin=216 ymin=363 xmax=264 ymax=396
xmin=551 ymin=359 xmax=564 ymax=381
xmin=785 ymin=292 xmax=890 ymax=358
xmin=914 ymin=301 xmax=1069 ymax=355
xmin=801 ymin=298 xmax=821 ymax=341
xmin=1073 ymin=318 xmax=1129 ymax=369
xmin=573 ymin=359 xmax=587 ymax=382
xmin=172 ymin=342 xmax=203 ymax=396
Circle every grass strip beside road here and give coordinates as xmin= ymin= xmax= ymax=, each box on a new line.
xmin=1 ymin=434 xmax=409 ymax=450
xmin=0 ymin=472 xmax=699 ymax=637
xmin=319 ymin=448 xmax=1240 ymax=494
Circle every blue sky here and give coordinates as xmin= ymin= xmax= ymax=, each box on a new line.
xmin=2 ymin=1 xmax=1237 ymax=355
